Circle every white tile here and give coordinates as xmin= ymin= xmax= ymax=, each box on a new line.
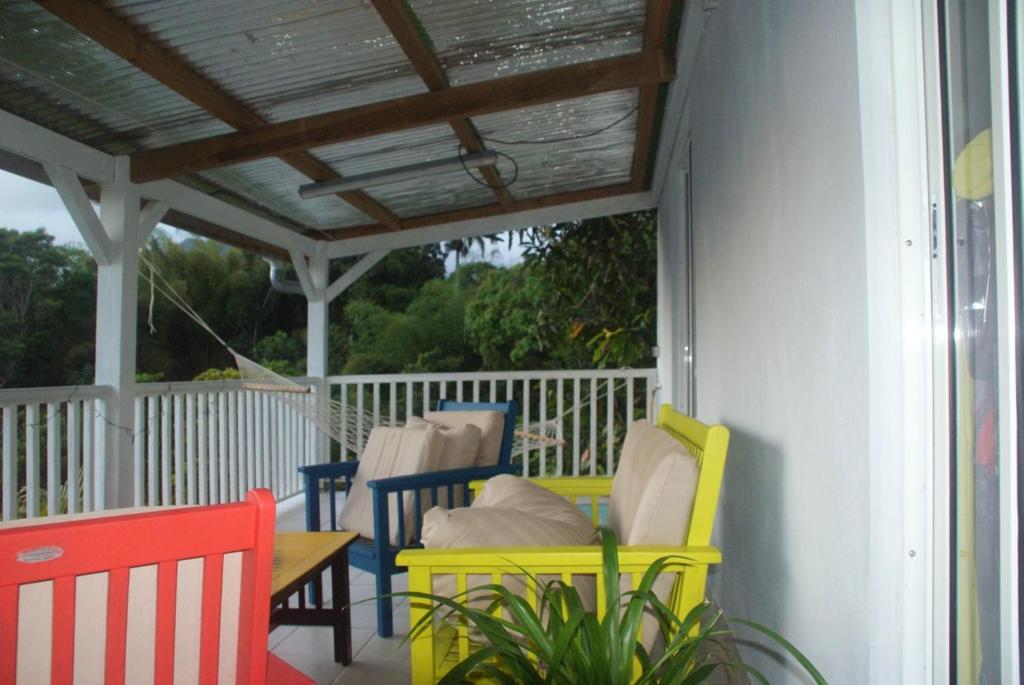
xmin=268 ymin=625 xmax=297 ymax=650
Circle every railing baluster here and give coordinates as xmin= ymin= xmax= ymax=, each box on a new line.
xmin=186 ymin=393 xmax=196 ymax=504
xmin=218 ymin=391 xmax=228 ymax=504
xmin=389 ymin=382 xmax=397 ymax=427
xmin=67 ymin=401 xmax=80 ymax=514
xmin=556 ymin=378 xmax=564 ymax=476
xmin=25 ymin=403 xmax=39 ymax=518
xmin=539 ymin=378 xmax=547 ymax=477
xmin=589 ymin=377 xmax=598 ymax=477
xmin=522 ymin=378 xmax=530 ymax=477
xmin=46 ymin=401 xmax=60 ymax=516
xmin=573 ymin=378 xmax=581 ymax=477
xmin=83 ymin=398 xmax=94 ymax=512
xmin=372 ymin=382 xmax=380 ymax=427
xmin=606 ymin=378 xmax=615 ymax=475
xmin=147 ymin=396 xmax=159 ymax=506
xmin=161 ymin=395 xmax=172 ymax=505
xmin=356 ymin=384 xmax=365 ymax=454
xmin=197 ymin=393 xmax=208 ymax=505
xmin=227 ymin=391 xmax=237 ymax=502
xmin=174 ymin=394 xmax=184 ymax=505
xmin=2 ymin=405 xmax=16 ymax=520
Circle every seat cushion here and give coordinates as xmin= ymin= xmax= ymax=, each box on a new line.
xmin=338 ymin=426 xmax=444 ymax=545
xmin=421 ymin=480 xmax=598 ymax=630
xmin=424 ymin=410 xmax=505 ymax=467
xmin=608 ymin=420 xmax=692 ymax=542
xmin=405 ymin=416 xmax=482 ymax=471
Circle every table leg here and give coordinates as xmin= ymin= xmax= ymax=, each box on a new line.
xmin=330 ymin=550 xmax=352 ymax=665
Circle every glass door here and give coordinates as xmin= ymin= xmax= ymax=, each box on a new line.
xmin=937 ymin=0 xmax=1021 ymax=681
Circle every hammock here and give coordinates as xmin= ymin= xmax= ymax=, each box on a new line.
xmin=139 ymin=255 xmax=627 ymax=456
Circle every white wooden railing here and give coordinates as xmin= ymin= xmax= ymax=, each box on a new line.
xmin=133 ymin=379 xmax=320 ymax=507
xmin=328 ymin=368 xmax=659 ymax=478
xmin=0 ymin=384 xmax=111 ymax=521
xmin=0 ymin=368 xmax=658 ymax=521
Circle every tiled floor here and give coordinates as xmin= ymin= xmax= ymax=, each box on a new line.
xmin=271 ymin=494 xmax=412 ymax=685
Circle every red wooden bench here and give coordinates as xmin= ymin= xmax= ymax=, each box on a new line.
xmin=0 ymin=489 xmax=312 ymax=684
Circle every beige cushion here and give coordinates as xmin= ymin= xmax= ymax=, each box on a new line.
xmin=608 ymin=420 xmax=690 ymax=542
xmin=618 ymin=448 xmax=700 ymax=655
xmin=339 ymin=426 xmax=445 ymax=545
xmin=405 ymin=416 xmax=482 ymax=471
xmin=423 ymin=476 xmax=598 ymax=630
xmin=424 ymin=410 xmax=505 ymax=467
xmin=471 ymin=474 xmax=593 ymax=529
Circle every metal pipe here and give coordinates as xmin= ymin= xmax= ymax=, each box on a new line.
xmin=298 ymin=151 xmax=499 ymax=199
xmin=265 ymin=258 xmax=305 ymax=296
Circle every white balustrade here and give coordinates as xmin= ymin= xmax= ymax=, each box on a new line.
xmin=133 ymin=379 xmax=320 ymax=507
xmin=0 ymin=385 xmax=111 ymax=521
xmin=0 ymin=368 xmax=658 ymax=521
xmin=327 ymin=368 xmax=658 ymax=478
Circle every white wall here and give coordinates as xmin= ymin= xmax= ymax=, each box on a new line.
xmin=658 ymin=1 xmax=878 ymax=680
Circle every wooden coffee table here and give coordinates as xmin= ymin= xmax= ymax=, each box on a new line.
xmin=270 ymin=531 xmax=359 ymax=664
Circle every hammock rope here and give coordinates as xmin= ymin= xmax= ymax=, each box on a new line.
xmin=138 ymin=255 xmax=638 ymax=457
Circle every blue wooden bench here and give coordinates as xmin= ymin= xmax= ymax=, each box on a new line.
xmin=298 ymin=400 xmax=518 ymax=637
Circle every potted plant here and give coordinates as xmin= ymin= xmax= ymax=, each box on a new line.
xmin=398 ymin=528 xmax=828 ymax=684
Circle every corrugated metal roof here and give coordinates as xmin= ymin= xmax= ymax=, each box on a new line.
xmin=475 ymin=89 xmax=639 ymax=199
xmin=409 ymin=0 xmax=646 ymax=85
xmin=0 ymin=0 xmax=655 ymax=241
xmin=105 ymin=0 xmax=430 ymax=124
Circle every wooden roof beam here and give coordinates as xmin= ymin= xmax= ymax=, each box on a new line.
xmin=34 ymin=0 xmax=401 ymax=230
xmin=130 ymin=51 xmax=675 ymax=183
xmin=370 ymin=0 xmax=513 ymax=209
xmin=630 ymin=0 xmax=676 ymax=191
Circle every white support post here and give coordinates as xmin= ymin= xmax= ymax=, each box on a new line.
xmin=95 ymin=156 xmax=141 ymax=508
xmin=305 ymin=246 xmax=329 ymax=464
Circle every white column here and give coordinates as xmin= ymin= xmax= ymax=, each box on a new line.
xmin=95 ymin=156 xmax=141 ymax=508
xmin=305 ymin=247 xmax=329 ymax=463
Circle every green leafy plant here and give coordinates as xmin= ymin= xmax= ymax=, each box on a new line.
xmin=397 ymin=528 xmax=828 ymax=684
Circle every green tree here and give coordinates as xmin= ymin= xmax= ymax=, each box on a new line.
xmin=0 ymin=229 xmax=96 ymax=387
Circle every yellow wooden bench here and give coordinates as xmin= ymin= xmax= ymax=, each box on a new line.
xmin=396 ymin=404 xmax=730 ymax=684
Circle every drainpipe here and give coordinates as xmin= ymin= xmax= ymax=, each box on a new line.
xmin=265 ymin=258 xmax=305 ymax=295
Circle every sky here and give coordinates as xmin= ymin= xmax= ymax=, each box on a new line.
xmin=0 ymin=168 xmax=523 ymax=271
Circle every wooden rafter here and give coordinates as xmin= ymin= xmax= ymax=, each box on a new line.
xmin=130 ymin=51 xmax=673 ymax=183
xmin=370 ymin=0 xmax=513 ymax=209
xmin=630 ymin=0 xmax=676 ymax=191
xmin=319 ymin=182 xmax=640 ymax=241
xmin=34 ymin=0 xmax=401 ymax=230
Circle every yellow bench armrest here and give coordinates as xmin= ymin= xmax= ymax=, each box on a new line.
xmin=398 ymin=544 xmax=721 ymax=571
xmin=469 ymin=476 xmax=614 ymax=496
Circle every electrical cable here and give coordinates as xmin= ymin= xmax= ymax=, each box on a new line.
xmin=478 ymin=105 xmax=639 ymax=146
xmin=458 ymin=145 xmax=519 ymax=190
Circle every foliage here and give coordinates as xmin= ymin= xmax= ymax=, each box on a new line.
xmin=135 ymin=371 xmax=165 ymax=383
xmin=341 ymin=266 xmax=485 ymax=374
xmin=193 ymin=367 xmax=241 ymax=381
xmin=467 ymin=211 xmax=658 ymax=370
xmin=401 ymin=528 xmax=827 ymax=685
xmin=519 ymin=210 xmax=658 ymax=369
xmin=3 ymin=210 xmax=655 ymax=387
xmin=0 ymin=228 xmax=96 ymax=388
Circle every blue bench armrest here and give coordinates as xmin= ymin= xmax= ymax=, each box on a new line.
xmin=366 ymin=463 xmax=517 ymax=552
xmin=299 ymin=461 xmax=360 ymax=532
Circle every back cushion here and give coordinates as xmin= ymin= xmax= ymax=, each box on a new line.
xmin=424 ymin=410 xmax=505 ymax=466
xmin=608 ymin=420 xmax=689 ymax=542
xmin=405 ymin=416 xmax=482 ymax=471
xmin=617 ymin=448 xmax=700 ymax=656
xmin=339 ymin=426 xmax=444 ymax=545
